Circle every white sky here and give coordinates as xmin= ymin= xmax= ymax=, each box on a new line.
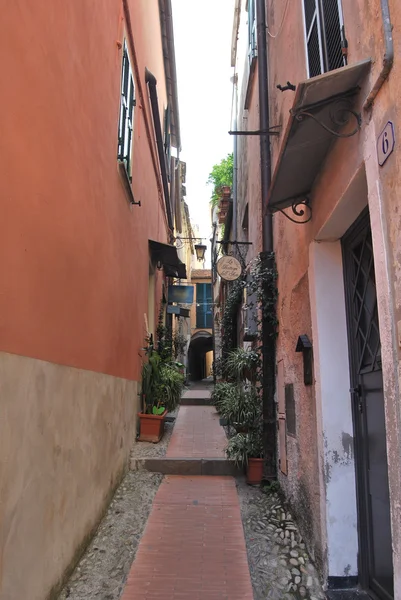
xmin=172 ymin=0 xmax=235 ymax=245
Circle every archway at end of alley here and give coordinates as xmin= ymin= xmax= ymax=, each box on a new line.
xmin=187 ymin=330 xmax=213 ymax=381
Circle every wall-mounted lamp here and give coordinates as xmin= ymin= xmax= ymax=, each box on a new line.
xmin=195 ymin=244 xmax=207 ymax=262
xmin=295 ymin=335 xmax=313 ymax=386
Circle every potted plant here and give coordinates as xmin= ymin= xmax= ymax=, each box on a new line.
xmin=138 ymin=344 xmax=184 ymax=443
xmin=225 ymin=428 xmax=264 ymax=485
xmin=138 ymin=350 xmax=167 ymax=443
xmin=219 ymin=384 xmax=261 ymax=433
xmin=225 ymin=347 xmax=260 ymax=383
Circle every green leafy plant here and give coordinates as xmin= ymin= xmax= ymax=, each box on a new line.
xmin=141 ymin=349 xmax=163 ymax=414
xmin=221 ymin=277 xmax=246 ymax=360
xmin=207 ymin=153 xmax=233 ymax=208
xmin=156 ymin=363 xmax=185 ymax=412
xmin=141 ymin=328 xmax=185 ymax=414
xmin=225 ymin=427 xmax=264 ymax=467
xmin=172 ymin=332 xmax=187 ymax=359
xmin=212 ymin=382 xmax=237 ymax=414
xmin=225 ymin=348 xmax=261 ymax=382
xmin=263 ymin=480 xmax=281 ymax=494
xmin=219 ymin=385 xmax=261 ymax=431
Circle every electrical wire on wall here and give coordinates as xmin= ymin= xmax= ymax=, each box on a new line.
xmin=267 ymin=0 xmax=291 ymax=39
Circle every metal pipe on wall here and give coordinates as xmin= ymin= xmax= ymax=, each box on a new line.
xmin=364 ymin=0 xmax=394 ymax=109
xmin=256 ymin=0 xmax=277 ymax=480
xmin=232 ymin=74 xmax=239 ymax=240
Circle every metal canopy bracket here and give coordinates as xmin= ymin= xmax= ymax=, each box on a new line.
xmin=228 ymin=126 xmax=281 ymax=137
xmin=267 ymin=59 xmax=372 ymax=225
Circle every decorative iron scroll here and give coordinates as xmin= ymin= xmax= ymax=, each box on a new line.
xmin=293 ymin=99 xmax=361 ymax=139
xmin=277 ymin=197 xmax=312 ymax=224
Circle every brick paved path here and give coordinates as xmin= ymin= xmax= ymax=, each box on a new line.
xmin=121 ymin=391 xmax=253 ymax=600
xmin=121 ymin=476 xmax=253 ymax=600
xmin=166 ymin=406 xmax=226 ymax=459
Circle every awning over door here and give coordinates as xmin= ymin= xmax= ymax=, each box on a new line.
xmin=267 ymin=59 xmax=371 ymax=215
xmin=149 ymin=240 xmax=187 ymax=279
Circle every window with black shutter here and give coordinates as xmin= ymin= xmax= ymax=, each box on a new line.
xmin=164 ymin=106 xmax=171 ymax=181
xmin=117 ymin=41 xmax=136 ymax=179
xmin=247 ymin=0 xmax=257 ymax=67
xmin=302 ymin=0 xmax=345 ymax=78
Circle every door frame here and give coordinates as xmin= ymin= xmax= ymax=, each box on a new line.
xmin=342 ymin=207 xmax=392 ymax=598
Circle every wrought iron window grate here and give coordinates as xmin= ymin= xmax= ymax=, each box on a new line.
xmin=303 ymin=0 xmax=345 ymax=78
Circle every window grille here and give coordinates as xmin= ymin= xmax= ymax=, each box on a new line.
xmin=303 ymin=0 xmax=345 ymax=78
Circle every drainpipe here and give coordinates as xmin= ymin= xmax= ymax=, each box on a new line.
xmin=211 ymin=220 xmax=217 ymax=384
xmin=145 ymin=68 xmax=174 ymax=231
xmin=364 ymin=0 xmax=394 ymax=110
xmin=232 ymin=74 xmax=239 ymax=240
xmin=256 ymin=0 xmax=276 ymax=480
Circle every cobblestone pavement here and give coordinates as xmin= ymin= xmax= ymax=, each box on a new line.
xmin=58 ymin=471 xmax=163 ymax=600
xmin=237 ymin=477 xmax=326 ymax=600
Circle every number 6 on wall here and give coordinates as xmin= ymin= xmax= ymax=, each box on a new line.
xmin=377 ymin=121 xmax=395 ymax=167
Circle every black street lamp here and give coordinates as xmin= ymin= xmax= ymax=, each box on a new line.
xmin=194 ymin=244 xmax=207 ymax=262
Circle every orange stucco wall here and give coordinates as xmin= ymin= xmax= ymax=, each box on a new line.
xmin=0 ymin=0 xmax=170 ymax=382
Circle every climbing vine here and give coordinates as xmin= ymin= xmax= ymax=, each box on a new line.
xmin=248 ymin=252 xmax=279 ymax=334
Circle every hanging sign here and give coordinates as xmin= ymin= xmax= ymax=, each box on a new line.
xmin=377 ymin=121 xmax=395 ymax=166
xmin=168 ymin=285 xmax=194 ymax=304
xmin=216 ymin=256 xmax=242 ymax=281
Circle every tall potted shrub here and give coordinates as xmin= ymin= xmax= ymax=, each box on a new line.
xmin=138 ymin=341 xmax=184 ymax=443
xmin=225 ymin=428 xmax=264 ymax=484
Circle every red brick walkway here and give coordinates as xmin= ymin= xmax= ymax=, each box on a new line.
xmin=166 ymin=406 xmax=226 ymax=458
xmin=121 ymin=476 xmax=253 ymax=600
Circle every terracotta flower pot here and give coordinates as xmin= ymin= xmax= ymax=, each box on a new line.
xmin=247 ymin=457 xmax=264 ymax=485
xmin=138 ymin=410 xmax=167 ymax=443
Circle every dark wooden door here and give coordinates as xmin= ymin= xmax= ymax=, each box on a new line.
xmin=342 ymin=209 xmax=393 ymax=599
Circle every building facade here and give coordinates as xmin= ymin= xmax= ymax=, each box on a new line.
xmin=231 ymin=0 xmax=401 ymax=597
xmin=0 ymin=1 xmax=184 ymax=598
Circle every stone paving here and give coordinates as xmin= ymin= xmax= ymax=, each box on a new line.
xmin=121 ymin=476 xmax=254 ymax=600
xmin=166 ymin=405 xmax=226 ymax=458
xmin=237 ymin=478 xmax=325 ymax=600
xmin=59 ymin=382 xmax=327 ymax=600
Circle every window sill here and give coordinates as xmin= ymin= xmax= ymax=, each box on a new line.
xmin=118 ymin=160 xmax=140 ymax=206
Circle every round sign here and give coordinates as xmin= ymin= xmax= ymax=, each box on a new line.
xmin=216 ymin=256 xmax=242 ymax=281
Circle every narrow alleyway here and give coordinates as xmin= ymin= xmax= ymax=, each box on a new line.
xmin=60 ymin=382 xmax=326 ymax=600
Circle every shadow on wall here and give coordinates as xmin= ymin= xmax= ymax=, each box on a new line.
xmin=187 ymin=331 xmax=213 ymax=381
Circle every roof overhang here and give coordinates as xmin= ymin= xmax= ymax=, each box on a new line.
xmin=267 ymin=60 xmax=371 ymax=219
xmin=159 ymin=0 xmax=181 ymax=150
xmin=149 ymin=240 xmax=187 ymax=279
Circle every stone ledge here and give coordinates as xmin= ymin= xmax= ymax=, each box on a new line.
xmin=325 ymin=591 xmax=371 ymax=599
xmin=179 ymin=397 xmax=212 ymax=406
xmin=130 ymin=457 xmax=242 ymax=476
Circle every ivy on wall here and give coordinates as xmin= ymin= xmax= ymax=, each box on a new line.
xmin=219 ymin=252 xmax=278 ymax=364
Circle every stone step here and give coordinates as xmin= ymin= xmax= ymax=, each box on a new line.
xmin=130 ymin=456 xmax=241 ymax=476
xmin=179 ymin=396 xmax=212 ymax=406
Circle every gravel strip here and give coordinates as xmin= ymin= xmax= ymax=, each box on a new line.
xmin=237 ymin=477 xmax=325 ymax=600
xmin=130 ymin=408 xmax=179 ymax=459
xmin=58 ymin=471 xmax=163 ymax=600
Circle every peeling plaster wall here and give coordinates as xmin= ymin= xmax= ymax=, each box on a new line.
xmin=264 ymin=0 xmax=401 ymax=591
xmin=309 ymin=242 xmax=358 ymax=577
